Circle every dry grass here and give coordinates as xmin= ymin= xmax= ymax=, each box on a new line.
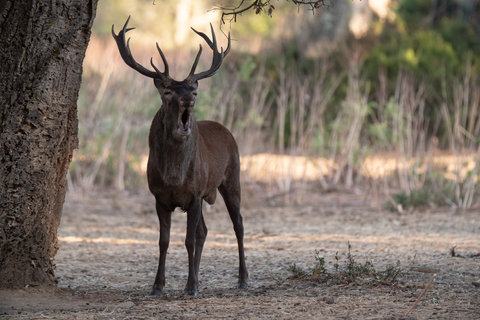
xmin=73 ymin=38 xmax=480 ymax=209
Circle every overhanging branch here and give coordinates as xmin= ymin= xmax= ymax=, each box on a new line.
xmin=216 ymin=0 xmax=330 ymax=24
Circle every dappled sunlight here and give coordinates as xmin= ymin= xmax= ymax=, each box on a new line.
xmin=137 ymin=151 xmax=480 ymax=182
xmin=59 ymin=230 xmax=479 ymax=250
xmin=140 ymin=151 xmax=480 ymax=182
xmin=255 ymin=232 xmax=480 ymax=248
xmin=58 ymin=235 xmax=257 ymax=249
xmin=59 ymin=235 xmax=155 ymax=245
xmin=237 ymin=152 xmax=479 ymax=182
xmin=240 ymin=153 xmax=334 ymax=182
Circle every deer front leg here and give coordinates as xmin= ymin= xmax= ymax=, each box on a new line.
xmin=184 ymin=198 xmax=202 ymax=296
xmin=194 ymin=214 xmax=208 ymax=281
xmin=150 ymin=201 xmax=172 ymax=296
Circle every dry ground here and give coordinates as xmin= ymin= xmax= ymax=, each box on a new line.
xmin=1 ymin=188 xmax=479 ymax=319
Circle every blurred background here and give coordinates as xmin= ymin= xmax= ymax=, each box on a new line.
xmin=71 ymin=0 xmax=480 ymax=210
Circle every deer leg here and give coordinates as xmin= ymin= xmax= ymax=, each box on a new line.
xmin=150 ymin=201 xmax=172 ymax=296
xmin=194 ymin=214 xmax=208 ymax=281
xmin=219 ymin=185 xmax=249 ymax=289
xmin=184 ymin=198 xmax=202 ymax=296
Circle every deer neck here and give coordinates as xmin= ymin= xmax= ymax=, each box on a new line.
xmin=149 ymin=108 xmax=198 ymax=186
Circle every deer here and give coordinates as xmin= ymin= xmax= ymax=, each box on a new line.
xmin=111 ymin=17 xmax=248 ymax=296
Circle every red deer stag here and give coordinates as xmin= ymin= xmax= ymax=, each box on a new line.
xmin=112 ymin=17 xmax=248 ymax=296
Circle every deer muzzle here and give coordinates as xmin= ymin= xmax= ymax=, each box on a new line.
xmin=178 ymin=107 xmax=192 ymax=136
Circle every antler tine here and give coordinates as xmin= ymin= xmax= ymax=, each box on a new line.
xmin=155 ymin=43 xmax=169 ymax=76
xmin=112 ymin=16 xmax=170 ymax=82
xmin=187 ymin=24 xmax=231 ymax=83
xmin=119 ymin=15 xmax=135 ymax=36
xmin=223 ymin=32 xmax=231 ymax=56
xmin=190 ymin=24 xmax=214 ymax=50
xmin=187 ymin=45 xmax=203 ymax=78
xmin=150 ymin=58 xmax=161 ymax=74
xmin=210 ymin=23 xmax=217 ymax=51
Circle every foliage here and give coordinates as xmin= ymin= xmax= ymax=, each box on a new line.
xmin=396 ymin=0 xmax=432 ymax=27
xmin=364 ymin=0 xmax=479 ymax=106
xmin=364 ymin=27 xmax=459 ymax=86
xmin=387 ymin=187 xmax=434 ymax=211
xmin=385 ymin=165 xmax=480 ymax=211
xmin=438 ymin=18 xmax=480 ymax=62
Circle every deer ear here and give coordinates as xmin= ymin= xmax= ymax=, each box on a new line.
xmin=153 ymin=78 xmax=164 ymax=88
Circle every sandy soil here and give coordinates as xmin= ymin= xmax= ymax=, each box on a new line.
xmin=1 ymin=188 xmax=479 ymax=319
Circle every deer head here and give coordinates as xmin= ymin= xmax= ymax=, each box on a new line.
xmin=112 ymin=16 xmax=230 ymax=140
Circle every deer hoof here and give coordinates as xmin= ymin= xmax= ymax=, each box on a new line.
xmin=184 ymin=288 xmax=198 ymax=297
xmin=238 ymin=282 xmax=248 ymax=289
xmin=149 ymin=288 xmax=164 ymax=296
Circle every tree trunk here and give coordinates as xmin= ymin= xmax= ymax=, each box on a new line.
xmin=0 ymin=0 xmax=97 ymax=289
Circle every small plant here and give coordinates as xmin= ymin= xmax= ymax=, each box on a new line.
xmin=450 ymin=246 xmax=457 ymax=257
xmin=311 ymin=250 xmax=328 ymax=279
xmin=287 ymin=263 xmax=309 ymax=279
xmin=343 ymin=242 xmax=376 ymax=282
xmin=334 ymin=251 xmax=340 ymax=271
xmin=287 ymin=242 xmax=404 ymax=286
xmin=377 ymin=260 xmax=403 ymax=283
xmin=312 ymin=250 xmax=327 ymax=274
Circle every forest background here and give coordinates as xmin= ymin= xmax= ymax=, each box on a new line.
xmin=72 ymin=0 xmax=480 ymax=210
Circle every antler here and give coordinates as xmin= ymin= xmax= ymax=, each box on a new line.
xmin=186 ymin=24 xmax=231 ymax=83
xmin=112 ymin=16 xmax=170 ymax=83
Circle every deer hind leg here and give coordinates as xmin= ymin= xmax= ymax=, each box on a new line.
xmin=218 ymin=183 xmax=249 ymax=289
xmin=151 ymin=200 xmax=172 ymax=296
xmin=184 ymin=198 xmax=202 ymax=296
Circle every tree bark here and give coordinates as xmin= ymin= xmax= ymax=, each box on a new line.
xmin=0 ymin=0 xmax=97 ymax=288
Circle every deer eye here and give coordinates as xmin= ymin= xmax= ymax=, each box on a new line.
xmin=164 ymin=89 xmax=173 ymax=96
xmin=192 ymin=92 xmax=198 ymax=97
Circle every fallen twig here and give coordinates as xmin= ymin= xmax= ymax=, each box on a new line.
xmin=405 ymin=273 xmax=436 ymax=316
